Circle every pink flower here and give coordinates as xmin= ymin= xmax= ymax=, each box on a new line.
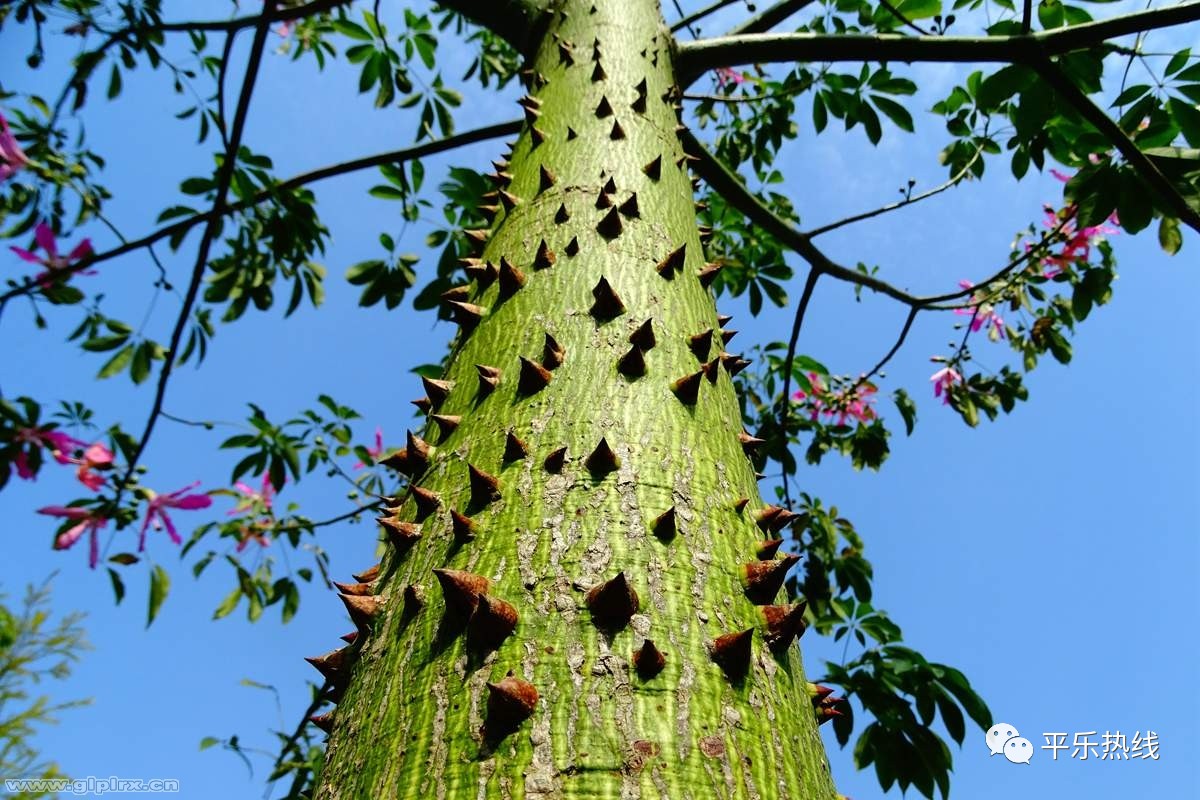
xmin=10 ymin=427 xmax=88 ymax=480
xmin=0 ymin=112 xmax=29 ymax=182
xmin=38 ymin=505 xmax=108 ymax=568
xmin=236 ymin=522 xmax=272 ymax=552
xmin=353 ymin=427 xmax=385 ymax=469
xmin=1034 ymin=206 xmax=1118 ymax=278
xmin=930 ymin=366 xmax=962 ymax=403
xmin=11 ymin=221 xmax=95 ymax=285
xmin=73 ymin=442 xmax=113 ymax=491
xmin=715 ymin=67 xmax=748 ymax=86
xmin=953 ymin=280 xmax=1006 ymax=340
xmin=140 ymin=481 xmax=213 ymax=549
xmin=228 ymin=471 xmax=276 ymax=516
xmin=274 ymin=20 xmax=293 ymax=37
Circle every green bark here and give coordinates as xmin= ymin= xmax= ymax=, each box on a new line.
xmin=315 ymin=1 xmax=837 ymax=797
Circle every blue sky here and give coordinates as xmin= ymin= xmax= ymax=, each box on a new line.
xmin=1 ymin=2 xmax=1197 ymax=799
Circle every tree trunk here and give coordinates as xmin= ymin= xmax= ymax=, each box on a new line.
xmin=315 ymin=1 xmax=836 ymax=797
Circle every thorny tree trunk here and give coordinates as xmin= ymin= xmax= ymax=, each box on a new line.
xmin=315 ymin=0 xmax=837 ymax=797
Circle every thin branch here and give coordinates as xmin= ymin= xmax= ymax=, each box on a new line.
xmin=115 ymin=3 xmax=278 ymax=504
xmin=855 ymin=306 xmax=918 ymax=389
xmin=675 ymin=1 xmax=1200 ymax=84
xmin=778 ymin=267 xmax=820 ymax=509
xmin=273 ymin=501 xmax=382 ymax=535
xmin=1022 ymin=0 xmax=1034 ymax=34
xmin=804 ymin=144 xmax=983 ymax=237
xmin=877 ymin=0 xmax=932 ymax=36
xmin=0 ymin=120 xmax=523 ymax=306
xmin=267 ymin=679 xmax=332 ymax=793
xmin=672 ymin=0 xmax=742 ymax=33
xmin=726 ymin=0 xmax=818 ymax=36
xmin=1029 ymin=54 xmax=1200 ymax=234
xmin=671 ymin=0 xmax=702 ymax=39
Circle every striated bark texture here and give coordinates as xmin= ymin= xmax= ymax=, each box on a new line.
xmin=315 ymin=1 xmax=837 ymax=797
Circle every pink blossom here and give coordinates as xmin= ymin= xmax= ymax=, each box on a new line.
xmin=10 ymin=427 xmax=87 ymax=480
xmin=228 ymin=471 xmax=276 ymax=516
xmin=139 ymin=481 xmax=213 ymax=549
xmin=0 ymin=112 xmax=29 ymax=182
xmin=353 ymin=427 xmax=385 ymax=469
xmin=10 ymin=221 xmax=95 ymax=285
xmin=792 ymin=373 xmax=877 ymax=425
xmin=715 ymin=67 xmax=748 ymax=86
xmin=274 ymin=20 xmax=293 ymax=37
xmin=38 ymin=505 xmax=108 ymax=568
xmin=236 ymin=522 xmax=272 ymax=552
xmin=930 ymin=366 xmax=962 ymax=403
xmin=1035 ymin=206 xmax=1118 ymax=278
xmin=953 ymin=280 xmax=1006 ymax=340
xmin=70 ymin=442 xmax=113 ymax=491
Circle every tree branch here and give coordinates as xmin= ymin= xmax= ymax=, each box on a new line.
xmin=0 ymin=120 xmax=523 ymax=306
xmin=857 ymin=306 xmax=918 ymax=388
xmin=671 ymin=0 xmax=742 ymax=33
xmin=434 ymin=0 xmax=554 ymax=54
xmin=726 ymin=0 xmax=818 ymax=36
xmin=1029 ymin=54 xmax=1200 ymax=234
xmin=115 ymin=3 xmax=279 ymax=504
xmin=675 ymin=1 xmax=1200 ymax=84
xmin=778 ymin=267 xmax=820 ymax=509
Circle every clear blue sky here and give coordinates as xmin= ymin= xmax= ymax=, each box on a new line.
xmin=1 ymin=3 xmax=1197 ymax=799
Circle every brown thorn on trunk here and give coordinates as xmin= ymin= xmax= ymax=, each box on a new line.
xmin=530 ymin=125 xmax=546 ymax=148
xmin=304 ymin=647 xmax=348 ymax=682
xmin=617 ymin=344 xmax=646 ymax=378
xmin=310 ymin=712 xmax=334 ymax=734
xmin=504 ymin=430 xmax=528 ymax=462
xmin=618 ymin=193 xmax=640 ymax=218
xmin=498 ymin=189 xmax=520 ymax=211
xmin=740 ymin=430 xmax=766 ymax=454
xmin=498 ymin=258 xmax=526 ymax=299
xmin=564 ymin=235 xmax=580 ymax=256
xmin=531 ymin=241 xmax=556 ymax=273
xmin=340 ymin=630 xmax=358 ymax=644
xmin=590 ymin=276 xmax=625 ymax=319
xmin=352 ymin=563 xmax=381 ymax=583
xmin=584 ymin=437 xmax=620 ymax=476
xmin=522 ymin=105 xmax=540 ymax=124
xmin=643 ymin=155 xmax=662 ymax=181
xmin=409 ymin=486 xmax=441 ymax=522
xmin=463 ymin=228 xmax=490 ymax=249
xmin=517 ymin=93 xmax=541 ymax=111
xmin=542 ymin=332 xmax=565 ymax=369
xmin=465 ymin=260 xmax=498 ymax=287
xmin=655 ymin=243 xmax=686 ymax=277
xmin=755 ymin=505 xmax=800 ymax=533
xmin=468 ymin=594 xmax=519 ymax=651
xmin=756 ymin=539 xmax=784 ymax=560
xmin=402 ymin=583 xmax=426 ymax=622
xmin=742 ymin=555 xmax=801 ymax=605
xmin=433 ymin=568 xmax=490 ymax=617
xmin=633 ymin=639 xmax=666 ymax=679
xmin=591 ymin=61 xmax=606 ymax=82
xmin=602 ymin=177 xmax=617 ymax=195
xmin=629 ymin=318 xmax=656 ymax=350
xmin=476 ymin=364 xmax=502 ymax=399
xmin=596 ymin=192 xmax=613 ymax=209
xmin=333 ymin=581 xmax=374 ymax=597
xmin=406 ymin=431 xmax=431 ymax=472
xmin=517 ymin=357 xmax=553 ymax=396
xmin=554 ymin=203 xmax=571 ymax=224
xmin=557 ymin=41 xmax=574 ymax=66
xmin=485 ymin=672 xmax=538 ymax=737
xmin=733 ymin=496 xmax=750 ymax=513
xmin=763 ymin=602 xmax=808 ymax=650
xmin=585 ymin=571 xmax=639 ymax=629
xmin=440 ymin=285 xmax=470 ymax=304
xmin=721 ymin=328 xmax=738 ymax=344
xmin=595 ymin=96 xmax=613 ymax=118
xmin=339 ymin=593 xmax=382 ymax=631
xmin=468 ymin=463 xmax=502 ymax=508
xmin=379 ymin=516 xmax=421 ymax=552
xmin=566 ymin=126 xmax=577 ymax=140
xmin=596 ymin=207 xmax=623 ymax=239
xmin=651 ymin=507 xmax=677 ymax=540
xmin=537 ymin=164 xmax=556 ymax=194
xmin=701 ymin=357 xmax=721 ymax=384
xmin=411 ymin=396 xmax=432 ymax=414
xmin=711 ymin=629 xmax=754 ymax=679
xmin=447 ymin=300 xmax=485 ymax=332
xmin=717 ymin=313 xmax=733 ymax=326
xmin=697 ymin=262 xmax=723 ymax=288
xmin=688 ymin=329 xmax=713 ymax=361
xmin=610 ymin=120 xmax=626 ymax=140
xmin=450 ymin=509 xmax=478 ymax=543
xmin=544 ymin=446 xmax=567 ymax=473
xmin=671 ymin=370 xmax=703 ymax=405
xmin=431 ymin=414 xmax=461 ymax=440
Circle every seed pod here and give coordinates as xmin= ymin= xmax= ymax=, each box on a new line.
xmin=655 ymin=243 xmax=686 ymax=277
xmin=629 ymin=319 xmax=656 ymax=350
xmin=590 ymin=276 xmax=625 ymax=319
xmin=564 ymin=236 xmax=580 ymax=257
xmin=618 ymin=193 xmax=639 ymax=218
xmin=616 ymin=344 xmax=646 ymax=377
xmin=596 ymin=207 xmax=623 ymax=239
xmin=504 ymin=430 xmax=528 ymax=462
xmin=498 ymin=258 xmax=526 ymax=299
xmin=739 ymin=430 xmax=766 ymax=454
xmin=633 ymin=639 xmax=666 ymax=678
xmin=711 ymin=629 xmax=753 ymax=679
xmin=542 ymin=333 xmax=565 ymax=369
xmin=534 ymin=239 xmax=556 ymax=270
xmin=305 ymin=647 xmax=348 ymax=681
xmin=688 ymin=329 xmax=713 ymax=361
xmin=468 ymin=594 xmax=519 ymax=651
xmin=742 ymin=555 xmax=801 ymax=605
xmin=379 ymin=517 xmax=421 ymax=553
xmin=538 ymin=164 xmax=556 ymax=193
xmin=451 ymin=510 xmax=478 ymax=544
xmin=433 ymin=568 xmax=490 ymax=617
xmin=333 ymin=581 xmax=374 ymax=597
xmin=422 ymin=377 xmax=453 ymax=410
xmin=585 ymin=571 xmax=639 ymax=629
xmin=339 ymin=592 xmax=382 ymax=631
xmin=517 ymin=357 xmax=553 ymax=395
xmin=671 ymin=370 xmax=703 ymax=405
xmin=431 ymin=414 xmax=461 ymax=440
xmin=584 ymin=437 xmax=620 ymax=475
xmin=756 ymin=539 xmax=784 ymax=560
xmin=410 ymin=486 xmax=441 ymax=521
xmin=643 ymin=155 xmax=662 ymax=180
xmin=352 ymin=563 xmax=381 ymax=583
xmin=485 ymin=672 xmax=538 ymax=735
xmin=310 ymin=712 xmax=334 ymax=733
xmin=651 ymin=507 xmax=677 ymax=539
xmin=544 ymin=446 xmax=567 ymax=473
xmin=468 ymin=463 xmax=502 ymax=508
xmin=596 ymin=96 xmax=613 ymax=118
xmin=697 ymin=263 xmax=723 ymax=288
xmin=762 ymin=602 xmax=808 ymax=650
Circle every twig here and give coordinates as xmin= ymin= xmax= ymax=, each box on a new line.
xmin=854 ymin=306 xmax=918 ymax=390
xmin=877 ymin=0 xmax=932 ymax=36
xmin=726 ymin=0 xmax=818 ymax=36
xmin=671 ymin=0 xmax=742 ymax=33
xmin=778 ymin=268 xmax=820 ymax=508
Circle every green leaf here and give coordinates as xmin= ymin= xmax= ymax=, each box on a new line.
xmin=97 ymin=344 xmax=135 ymax=379
xmin=872 ymin=95 xmax=914 ymax=132
xmin=1167 ymin=97 xmax=1200 ymax=148
xmin=147 ymin=565 xmax=170 ymax=627
xmin=107 ymin=63 xmax=122 ymax=99
xmin=130 ymin=341 xmax=154 ymax=384
xmin=1158 ymin=216 xmax=1183 ymax=254
xmin=107 ymin=568 xmax=126 ymax=605
xmin=199 ymin=736 xmax=221 ymax=751
xmin=896 ymin=0 xmax=942 ymax=21
xmin=893 ymin=388 xmax=917 ymax=435
xmin=332 ymin=19 xmax=373 ymax=40
xmin=213 ymin=586 xmax=242 ymax=620
xmin=1038 ymin=0 xmax=1065 ymax=29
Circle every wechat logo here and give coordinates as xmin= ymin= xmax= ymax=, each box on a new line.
xmin=987 ymin=722 xmax=1033 ymax=764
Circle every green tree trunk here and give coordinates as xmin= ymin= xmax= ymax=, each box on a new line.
xmin=315 ymin=1 xmax=836 ymax=797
